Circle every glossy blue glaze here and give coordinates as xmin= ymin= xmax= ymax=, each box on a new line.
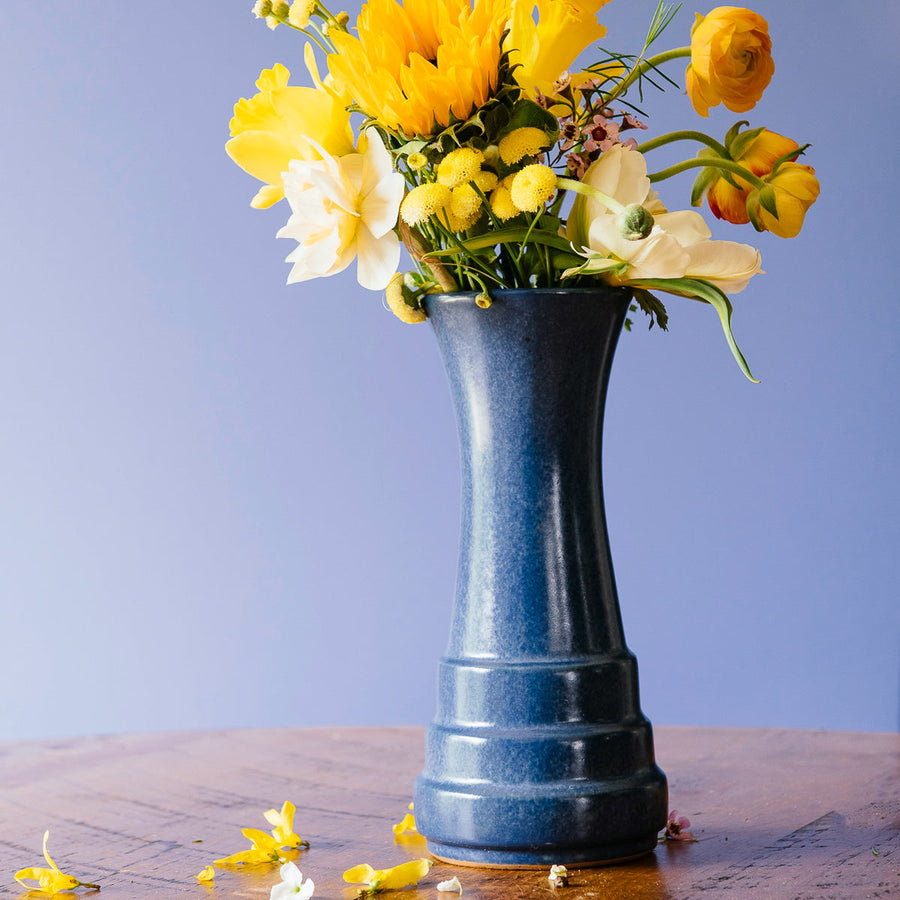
xmin=414 ymin=288 xmax=667 ymax=866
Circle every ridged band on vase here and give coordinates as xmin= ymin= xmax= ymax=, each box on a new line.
xmin=414 ymin=288 xmax=667 ymax=866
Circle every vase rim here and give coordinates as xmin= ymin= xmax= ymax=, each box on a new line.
xmin=427 ymin=286 xmax=632 ymax=302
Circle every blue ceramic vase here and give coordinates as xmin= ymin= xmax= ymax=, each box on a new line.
xmin=413 ymin=287 xmax=668 ymax=866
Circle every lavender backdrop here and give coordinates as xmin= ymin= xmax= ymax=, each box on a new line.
xmin=1 ymin=1 xmax=897 ymax=741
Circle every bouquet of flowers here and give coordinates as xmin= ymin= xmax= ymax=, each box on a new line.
xmin=226 ymin=0 xmax=819 ymax=380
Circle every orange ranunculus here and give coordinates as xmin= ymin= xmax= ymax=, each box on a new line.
xmin=685 ymin=7 xmax=775 ymax=117
xmin=747 ymin=162 xmax=820 ymax=238
xmin=706 ymin=129 xmax=800 ymax=224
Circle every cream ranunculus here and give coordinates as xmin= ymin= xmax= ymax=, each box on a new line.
xmin=276 ymin=130 xmax=405 ymax=291
xmin=567 ymin=145 xmax=762 ymax=293
xmin=685 ymin=7 xmax=775 ymax=117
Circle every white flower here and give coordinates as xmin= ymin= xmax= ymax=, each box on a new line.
xmin=437 ymin=875 xmax=463 ymax=893
xmin=566 ymin=144 xmax=761 ymax=294
xmin=276 ymin=129 xmax=405 ymax=291
xmin=270 ymin=861 xmax=314 ymax=900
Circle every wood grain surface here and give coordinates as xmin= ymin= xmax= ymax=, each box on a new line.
xmin=1 ymin=727 xmax=897 ymax=898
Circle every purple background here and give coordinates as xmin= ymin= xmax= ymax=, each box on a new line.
xmin=1 ymin=1 xmax=897 ymax=741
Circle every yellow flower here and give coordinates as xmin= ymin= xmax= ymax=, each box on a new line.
xmin=288 ymin=0 xmax=317 ymax=27
xmin=400 ymin=182 xmax=453 ymax=227
xmin=264 ymin=800 xmax=309 ymax=849
xmin=195 ymin=865 xmax=215 ymax=882
xmin=392 ymin=803 xmax=419 ymax=835
xmin=450 ymin=183 xmax=485 ymax=226
xmin=747 ymin=161 xmax=820 ymax=238
xmin=685 ymin=7 xmax=775 ymax=117
xmin=14 ymin=830 xmax=100 ymax=894
xmin=705 ymin=129 xmax=802 ymax=225
xmin=509 ymin=163 xmax=557 ymax=212
xmin=436 ymin=147 xmax=485 ymax=188
xmin=505 ymin=0 xmax=612 ymax=98
xmin=490 ymin=183 xmax=520 ymax=221
xmin=215 ymin=828 xmax=285 ymax=866
xmin=343 ymin=858 xmax=433 ymax=893
xmin=407 ymin=152 xmax=429 ymax=170
xmin=498 ymin=126 xmax=551 ymax=165
xmin=226 ymin=63 xmax=354 ymax=208
xmin=326 ymin=0 xmax=510 ymax=137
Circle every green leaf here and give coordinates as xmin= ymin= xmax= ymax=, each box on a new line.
xmin=425 ymin=226 xmax=574 ymax=257
xmin=758 ymin=185 xmax=778 ymax=217
xmin=628 ymin=278 xmax=759 ymax=382
xmin=498 ymin=98 xmax=560 ymax=141
xmin=690 ymin=165 xmax=719 ymax=206
xmin=632 ymin=288 xmax=669 ymax=331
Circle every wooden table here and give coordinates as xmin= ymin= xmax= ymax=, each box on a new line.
xmin=1 ymin=727 xmax=897 ymax=898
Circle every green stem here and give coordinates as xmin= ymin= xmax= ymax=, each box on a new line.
xmin=556 ymin=177 xmax=626 ymax=215
xmin=647 ymin=157 xmax=766 ymax=189
xmin=636 ymin=130 xmax=729 ymax=158
xmin=603 ymin=46 xmax=691 ymax=106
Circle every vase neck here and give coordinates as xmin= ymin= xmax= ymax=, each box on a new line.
xmin=427 ymin=289 xmax=631 ymax=660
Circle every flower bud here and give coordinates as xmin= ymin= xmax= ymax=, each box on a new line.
xmin=616 ymin=204 xmax=654 ymax=240
xmin=271 ymin=0 xmax=290 ymax=18
xmin=475 ymin=290 xmax=492 ymax=309
xmin=252 ymin=0 xmax=273 ymax=17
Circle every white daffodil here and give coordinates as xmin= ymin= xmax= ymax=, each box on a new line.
xmin=277 ymin=129 xmax=404 ymax=291
xmin=566 ymin=144 xmax=761 ymax=294
xmin=270 ymin=861 xmax=315 ymax=900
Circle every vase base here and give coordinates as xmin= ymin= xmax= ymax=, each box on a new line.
xmin=425 ymin=836 xmax=659 ymax=869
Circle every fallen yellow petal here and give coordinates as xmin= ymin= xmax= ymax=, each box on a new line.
xmin=344 ymin=858 xmax=433 ymax=892
xmin=195 ymin=865 xmax=215 ymax=882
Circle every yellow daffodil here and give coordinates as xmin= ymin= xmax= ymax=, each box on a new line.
xmin=264 ymin=800 xmax=309 ymax=849
xmin=685 ymin=6 xmax=775 ymax=117
xmin=392 ymin=803 xmax=419 ymax=835
xmin=326 ymin=0 xmax=510 ymax=137
xmin=14 ymin=830 xmax=100 ymax=894
xmin=226 ymin=63 xmax=354 ymax=208
xmin=566 ymin=145 xmax=761 ymax=293
xmin=747 ymin=161 xmax=820 ymax=238
xmin=277 ymin=129 xmax=405 ymax=290
xmin=505 ymin=0 xmax=612 ymax=98
xmin=215 ymin=827 xmax=285 ymax=866
xmin=343 ymin=858 xmax=433 ymax=893
xmin=195 ymin=865 xmax=215 ymax=882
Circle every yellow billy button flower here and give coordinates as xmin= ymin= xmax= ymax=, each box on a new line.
xmin=400 ymin=183 xmax=453 ymax=227
xmin=510 ymin=164 xmax=558 ymax=213
xmin=195 ymin=865 xmax=215 ymax=882
xmin=14 ymin=830 xmax=101 ymax=894
xmin=264 ymin=800 xmax=309 ymax=849
xmin=226 ymin=63 xmax=354 ymax=209
xmin=343 ymin=859 xmax=433 ymax=894
xmin=498 ymin=127 xmax=552 ymax=166
xmin=436 ymin=147 xmax=485 ymax=188
xmin=747 ymin=162 xmax=820 ymax=239
xmin=685 ymin=6 xmax=775 ymax=117
xmin=490 ymin=183 xmax=520 ymax=221
xmin=450 ymin=183 xmax=485 ymax=228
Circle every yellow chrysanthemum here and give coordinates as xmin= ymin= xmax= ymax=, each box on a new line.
xmin=473 ymin=170 xmax=498 ymax=192
xmin=226 ymin=63 xmax=354 ymax=208
xmin=490 ymin=184 xmax=520 ymax=221
xmin=400 ymin=182 xmax=453 ymax=226
xmin=326 ymin=0 xmax=510 ymax=137
xmin=450 ymin=183 xmax=485 ymax=223
xmin=510 ymin=164 xmax=557 ymax=212
xmin=436 ymin=147 xmax=485 ymax=187
xmin=498 ymin=126 xmax=551 ymax=165
xmin=505 ymin=0 xmax=612 ymax=98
